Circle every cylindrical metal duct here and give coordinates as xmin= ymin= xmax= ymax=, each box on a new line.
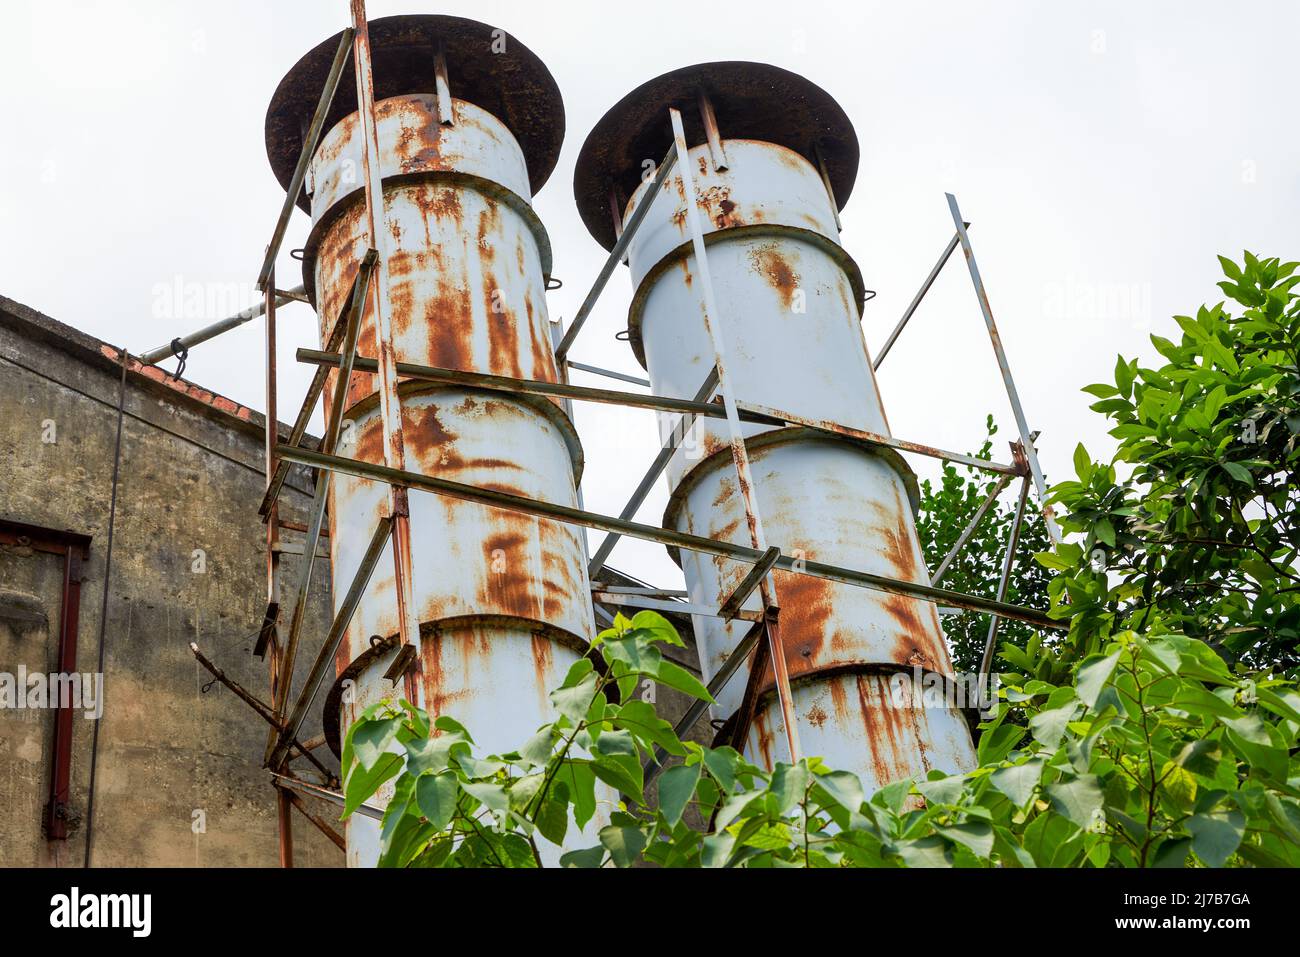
xmin=266 ymin=15 xmax=596 ymax=866
xmin=574 ymin=62 xmax=976 ymax=792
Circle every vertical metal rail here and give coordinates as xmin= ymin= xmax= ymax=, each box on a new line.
xmin=550 ymin=318 xmax=590 ymax=558
xmin=267 ymin=516 xmax=395 ymax=770
xmin=259 ymin=267 xmax=294 ymax=866
xmin=268 ymin=254 xmax=376 ymax=761
xmin=945 ymin=193 xmax=1061 ymax=544
xmin=84 ymin=349 xmax=128 ymax=868
xmin=276 ymin=784 xmax=295 ymax=868
xmin=667 ymin=106 xmax=800 ymax=762
xmin=979 ymin=474 xmax=1031 ymax=680
xmin=350 ymin=0 xmax=420 ymax=684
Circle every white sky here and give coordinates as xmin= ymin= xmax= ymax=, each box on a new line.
xmin=2 ymin=1 xmax=1296 ymax=589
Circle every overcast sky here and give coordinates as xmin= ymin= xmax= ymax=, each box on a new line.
xmin=3 ymin=1 xmax=1296 ymax=589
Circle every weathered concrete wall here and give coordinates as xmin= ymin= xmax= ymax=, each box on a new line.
xmin=0 ymin=296 xmax=341 ymax=867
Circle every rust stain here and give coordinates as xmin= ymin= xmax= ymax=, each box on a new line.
xmin=751 ymin=710 xmax=776 ymax=771
xmin=529 ymin=633 xmax=553 ymax=689
xmin=414 ymin=186 xmax=463 ymax=227
xmin=746 ymin=244 xmax=798 ymax=309
xmin=805 ymin=704 xmax=827 ymax=728
xmin=711 ymin=474 xmax=736 ymax=508
xmin=698 ymin=185 xmax=742 ymax=230
xmin=881 ymin=483 xmax=919 ymax=581
xmin=423 ymin=276 xmax=475 ymax=374
xmin=753 ymin=568 xmax=833 ymax=689
xmin=829 ymin=677 xmax=849 ymax=722
xmin=479 ymin=528 xmax=540 ymax=619
xmin=419 ymin=631 xmax=450 ymax=718
xmin=884 ymin=594 xmax=938 ymax=670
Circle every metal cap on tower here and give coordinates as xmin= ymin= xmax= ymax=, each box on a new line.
xmin=265 ymin=14 xmax=565 ymax=213
xmin=573 ymin=60 xmax=859 ymax=250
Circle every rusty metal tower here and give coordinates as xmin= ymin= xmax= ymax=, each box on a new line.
xmin=152 ymin=6 xmax=1062 ymax=866
xmin=259 ymin=12 xmax=593 ymax=865
xmin=573 ymin=62 xmax=981 ymax=785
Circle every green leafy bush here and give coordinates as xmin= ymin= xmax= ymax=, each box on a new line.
xmin=340 ymin=612 xmax=1300 ymax=867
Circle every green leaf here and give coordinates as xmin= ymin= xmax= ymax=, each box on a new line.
xmin=1217 ymin=254 xmax=1243 ymax=282
xmin=590 ymin=753 xmax=645 ymax=804
xmin=592 ymin=729 xmax=644 ymax=791
xmin=456 ymin=754 xmax=505 ymax=779
xmin=1093 ymin=517 xmax=1116 ymax=547
xmin=658 ymin=763 xmax=701 ymax=827
xmin=550 ymin=669 xmax=599 ymax=724
xmin=343 ymin=751 xmax=403 ymax=819
xmin=1221 ymin=461 xmax=1253 ymax=485
xmin=977 ymin=724 xmax=1025 ymax=764
xmin=559 ymin=845 xmax=606 ymax=868
xmin=1075 ymin=651 xmax=1121 ymax=709
xmin=1073 ymin=443 xmax=1094 ymax=480
xmin=1029 ymin=702 xmax=1077 ymax=749
xmin=1115 ymin=357 xmax=1134 ymax=399
xmin=351 ymin=717 xmax=400 ymax=772
xmin=989 ymin=758 xmax=1044 ymax=807
xmin=1187 ymin=807 xmax=1246 ymax=867
xmin=653 ymin=659 xmax=714 ymax=701
xmin=1151 ymin=836 xmax=1191 ymax=868
xmin=702 ymin=747 xmax=740 ymax=793
xmin=600 ymin=824 xmax=648 ymax=868
xmin=1160 ymin=762 xmax=1197 ymax=810
xmin=1222 ymin=714 xmax=1288 ymax=780
xmin=936 ymin=821 xmax=994 ymax=859
xmin=535 ymin=781 xmax=569 ymax=846
xmin=519 ymin=726 xmax=556 ymax=768
xmin=1022 ymin=812 xmax=1084 ymax=867
xmin=614 ymin=699 xmax=687 ymax=756
xmin=714 ymin=790 xmax=764 ymax=832
xmin=893 ymin=836 xmax=951 ymax=868
xmin=701 ymin=830 xmax=738 ymax=868
xmin=557 ymin=760 xmax=597 ymax=829
xmin=1175 ymin=739 xmax=1221 ymax=776
xmin=769 ymin=762 xmax=811 ymax=815
xmin=414 ymin=771 xmax=458 ymax=831
xmin=1045 ymin=774 xmax=1104 ymax=829
xmin=629 ymin=610 xmax=685 ymax=647
xmin=815 ymin=769 xmax=865 ymax=813
xmin=462 ymin=780 xmax=510 ymax=817
xmin=916 ymin=774 xmax=965 ymax=807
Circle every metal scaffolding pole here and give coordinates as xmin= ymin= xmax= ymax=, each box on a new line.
xmin=276 ymin=447 xmax=1062 ymax=629
xmin=946 ymin=193 xmax=1061 ymax=544
xmin=667 ymin=105 xmax=799 ymax=761
xmin=350 ymin=0 xmax=420 ymax=683
xmin=297 ymin=350 xmax=1023 ymax=477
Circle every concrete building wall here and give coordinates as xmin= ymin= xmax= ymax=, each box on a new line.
xmin=0 ymin=296 xmax=340 ymax=867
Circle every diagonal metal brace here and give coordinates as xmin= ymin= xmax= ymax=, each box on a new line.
xmin=717 ymin=546 xmax=780 ymax=621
